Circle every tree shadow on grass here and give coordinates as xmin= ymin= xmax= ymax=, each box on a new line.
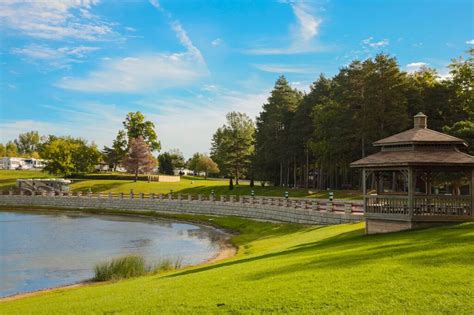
xmin=166 ymin=222 xmax=473 ymax=280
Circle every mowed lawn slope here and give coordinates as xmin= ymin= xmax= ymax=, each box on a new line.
xmin=0 ymin=170 xmax=362 ymax=199
xmin=1 ymin=216 xmax=472 ymax=314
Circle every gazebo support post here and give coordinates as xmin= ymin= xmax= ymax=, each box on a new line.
xmin=471 ymin=169 xmax=474 ymax=219
xmin=408 ymin=167 xmax=414 ymax=217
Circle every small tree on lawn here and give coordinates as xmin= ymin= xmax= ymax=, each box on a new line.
xmin=122 ymin=136 xmax=156 ymax=182
xmin=196 ymin=155 xmax=219 ymax=179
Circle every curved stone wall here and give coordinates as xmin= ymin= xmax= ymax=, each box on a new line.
xmin=0 ymin=194 xmax=363 ymax=225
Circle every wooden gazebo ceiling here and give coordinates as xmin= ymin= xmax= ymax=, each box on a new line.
xmin=373 ymin=127 xmax=467 ymax=147
xmin=351 ymin=148 xmax=474 ymax=168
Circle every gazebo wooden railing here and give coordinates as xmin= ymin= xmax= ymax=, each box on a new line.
xmin=365 ymin=195 xmax=472 ymax=219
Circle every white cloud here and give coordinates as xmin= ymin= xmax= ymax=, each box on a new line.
xmin=57 ymin=52 xmax=208 ymax=92
xmin=291 ymin=2 xmax=321 ymax=41
xmin=12 ymin=44 xmax=99 ymax=68
xmin=211 ymin=38 xmax=223 ymax=47
xmin=57 ymin=0 xmax=208 ymax=92
xmin=170 ymin=20 xmax=205 ymax=64
xmin=466 ymin=39 xmax=474 ymax=45
xmin=0 ymin=0 xmax=116 ymax=41
xmin=245 ymin=2 xmax=326 ymax=55
xmin=148 ymin=90 xmax=269 ymax=157
xmin=362 ymin=37 xmax=389 ymax=48
xmin=0 ymin=103 xmax=125 ymax=148
xmin=405 ymin=62 xmax=429 ymax=73
xmin=254 ymin=64 xmax=316 ymax=74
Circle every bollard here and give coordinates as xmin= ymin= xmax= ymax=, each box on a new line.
xmin=210 ymin=194 xmax=215 ymax=202
xmin=312 ymin=200 xmax=318 ymax=211
xmin=159 ymin=194 xmax=163 ymax=201
xmin=108 ymin=192 xmax=113 ymax=199
xmin=220 ymin=195 xmax=225 ymax=202
xmin=327 ymin=201 xmax=333 ymax=212
xmin=120 ymin=192 xmax=124 ymax=199
xmin=344 ymin=202 xmax=352 ymax=214
xmin=168 ymin=193 xmax=172 ymax=201
xmin=239 ymin=195 xmax=243 ymax=203
xmin=151 ymin=193 xmax=155 ymax=200
xmin=77 ymin=191 xmax=82 ymax=197
xmin=198 ymin=194 xmax=202 ymax=201
xmin=259 ymin=197 xmax=264 ymax=205
xmin=178 ymin=194 xmax=182 ymax=201
xmin=139 ymin=193 xmax=144 ymax=199
xmin=20 ymin=190 xmax=24 ymax=196
xmin=98 ymin=192 xmax=102 ymax=198
xmin=188 ymin=194 xmax=192 ymax=201
xmin=230 ymin=195 xmax=235 ymax=203
xmin=130 ymin=192 xmax=134 ymax=199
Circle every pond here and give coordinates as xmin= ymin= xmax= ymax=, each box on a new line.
xmin=0 ymin=211 xmax=227 ymax=297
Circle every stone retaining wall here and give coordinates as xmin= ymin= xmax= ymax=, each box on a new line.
xmin=0 ymin=194 xmax=363 ymax=225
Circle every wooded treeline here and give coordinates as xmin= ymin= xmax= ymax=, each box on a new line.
xmin=211 ymin=51 xmax=473 ymax=189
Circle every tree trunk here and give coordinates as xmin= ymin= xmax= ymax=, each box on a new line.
xmin=361 ymin=137 xmax=366 ymax=158
xmin=279 ymin=160 xmax=283 ymax=187
xmin=293 ymin=156 xmax=297 ymax=188
xmin=134 ymin=169 xmax=138 ymax=182
xmin=305 ymin=150 xmax=309 ymax=188
xmin=236 ymin=169 xmax=240 ymax=185
xmin=286 ymin=160 xmax=290 ymax=187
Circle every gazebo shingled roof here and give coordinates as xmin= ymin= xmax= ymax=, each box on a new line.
xmin=373 ymin=127 xmax=467 ymax=147
xmin=350 ymin=148 xmax=474 ymax=167
xmin=351 ymin=112 xmax=474 ymax=168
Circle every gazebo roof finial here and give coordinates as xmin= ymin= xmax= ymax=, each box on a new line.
xmin=414 ymin=112 xmax=427 ymax=129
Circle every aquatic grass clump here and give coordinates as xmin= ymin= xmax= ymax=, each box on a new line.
xmin=94 ymin=255 xmax=147 ymax=281
xmin=152 ymin=257 xmax=183 ymax=274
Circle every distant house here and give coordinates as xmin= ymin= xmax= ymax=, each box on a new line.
xmin=173 ymin=168 xmax=205 ymax=176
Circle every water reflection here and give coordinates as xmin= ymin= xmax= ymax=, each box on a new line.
xmin=0 ymin=211 xmax=226 ymax=297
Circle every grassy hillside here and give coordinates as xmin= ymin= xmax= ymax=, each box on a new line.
xmin=0 ymin=170 xmax=362 ymax=199
xmin=1 ymin=213 xmax=472 ymax=314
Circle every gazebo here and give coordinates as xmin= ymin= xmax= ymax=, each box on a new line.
xmin=351 ymin=113 xmax=474 ymax=234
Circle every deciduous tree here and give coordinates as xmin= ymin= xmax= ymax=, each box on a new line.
xmin=122 ymin=136 xmax=156 ymax=181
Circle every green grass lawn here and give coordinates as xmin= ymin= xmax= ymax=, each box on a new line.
xmin=0 ymin=170 xmax=362 ymax=199
xmin=0 ymin=170 xmax=51 ymax=191
xmin=0 ymin=210 xmax=472 ymax=314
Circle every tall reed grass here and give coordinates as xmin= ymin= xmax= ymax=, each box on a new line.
xmin=94 ymin=255 xmax=183 ymax=281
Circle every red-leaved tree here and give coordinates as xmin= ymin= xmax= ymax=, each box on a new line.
xmin=122 ymin=136 xmax=156 ymax=181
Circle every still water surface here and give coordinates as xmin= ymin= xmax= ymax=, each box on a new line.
xmin=0 ymin=211 xmax=225 ymax=297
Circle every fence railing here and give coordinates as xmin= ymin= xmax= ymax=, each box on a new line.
xmin=365 ymin=195 xmax=472 ymax=217
xmin=0 ymin=190 xmax=364 ymax=215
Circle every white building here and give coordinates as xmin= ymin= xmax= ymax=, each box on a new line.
xmin=0 ymin=157 xmax=46 ymax=170
xmin=0 ymin=157 xmax=25 ymax=170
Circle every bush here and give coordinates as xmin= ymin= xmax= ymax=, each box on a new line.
xmin=94 ymin=255 xmax=147 ymax=281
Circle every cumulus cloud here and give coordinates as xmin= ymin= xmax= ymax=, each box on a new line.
xmin=211 ymin=38 xmax=223 ymax=47
xmin=57 ymin=52 xmax=208 ymax=92
xmin=405 ymin=62 xmax=429 ymax=73
xmin=362 ymin=37 xmax=389 ymax=48
xmin=466 ymin=39 xmax=474 ymax=44
xmin=0 ymin=0 xmax=116 ymax=41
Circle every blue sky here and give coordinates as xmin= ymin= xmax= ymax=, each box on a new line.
xmin=0 ymin=0 xmax=473 ymax=158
